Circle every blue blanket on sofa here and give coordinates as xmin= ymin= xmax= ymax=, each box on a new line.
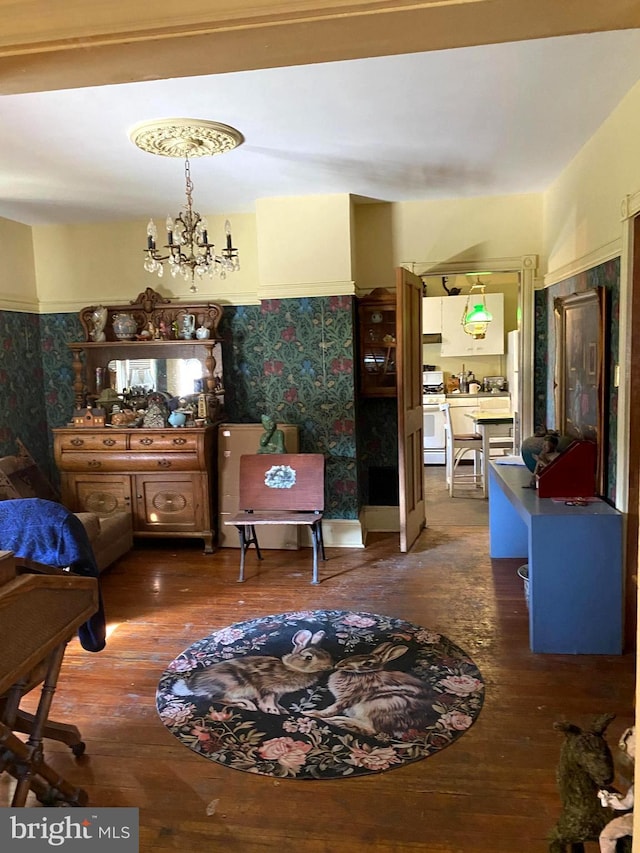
xmin=0 ymin=498 xmax=106 ymax=652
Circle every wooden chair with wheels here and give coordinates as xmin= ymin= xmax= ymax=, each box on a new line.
xmin=439 ymin=403 xmax=484 ymax=497
xmin=0 ymin=499 xmax=107 ymax=767
xmin=0 ymin=553 xmax=99 ymax=806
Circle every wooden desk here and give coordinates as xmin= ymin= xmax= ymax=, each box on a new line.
xmin=465 ymin=410 xmax=514 ymax=497
xmin=488 ymin=461 xmax=623 ymax=654
xmin=0 ymin=565 xmax=98 ymax=805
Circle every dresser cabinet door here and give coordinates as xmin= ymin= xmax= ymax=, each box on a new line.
xmin=62 ymin=473 xmax=133 ymax=516
xmin=133 ymin=473 xmax=210 ymax=536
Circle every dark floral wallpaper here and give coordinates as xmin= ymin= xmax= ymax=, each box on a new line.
xmin=221 ymin=296 xmax=358 ymax=518
xmin=0 ymin=310 xmax=51 ymax=469
xmin=533 ymin=289 xmax=548 ymax=433
xmin=0 ymin=297 xmax=359 ymax=520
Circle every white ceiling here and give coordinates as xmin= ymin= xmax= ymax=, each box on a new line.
xmin=2 ymin=28 xmax=640 ymax=227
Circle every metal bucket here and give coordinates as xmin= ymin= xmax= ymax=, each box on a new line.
xmin=517 ymin=564 xmax=529 ymax=610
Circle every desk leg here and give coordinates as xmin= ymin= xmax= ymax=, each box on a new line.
xmin=481 ymin=425 xmax=489 ymax=498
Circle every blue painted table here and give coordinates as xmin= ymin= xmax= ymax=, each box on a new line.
xmin=488 ymin=461 xmax=623 ymax=654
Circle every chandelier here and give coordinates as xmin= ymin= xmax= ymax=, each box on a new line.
xmin=461 ymin=275 xmax=493 ymax=339
xmin=129 ymin=119 xmax=244 ymax=293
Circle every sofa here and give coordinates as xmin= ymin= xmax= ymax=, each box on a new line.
xmin=70 ymin=510 xmax=133 ymax=574
xmin=0 ymin=441 xmax=132 ymax=574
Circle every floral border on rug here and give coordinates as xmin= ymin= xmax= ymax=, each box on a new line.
xmin=156 ymin=610 xmax=485 ymax=780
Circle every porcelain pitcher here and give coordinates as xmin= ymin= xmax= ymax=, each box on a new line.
xmin=180 ymin=314 xmax=196 ymax=340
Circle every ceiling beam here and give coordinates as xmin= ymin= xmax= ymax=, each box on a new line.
xmin=1 ymin=0 xmax=639 ymax=94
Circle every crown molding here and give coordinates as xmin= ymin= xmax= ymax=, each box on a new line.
xmin=0 ymin=295 xmax=43 ymax=313
xmin=404 ymin=254 xmax=538 ymax=277
xmin=256 ymin=280 xmax=356 ymax=300
xmin=542 ymin=239 xmax=621 ymax=287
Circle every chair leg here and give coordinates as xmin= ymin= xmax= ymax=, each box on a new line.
xmin=236 ymin=524 xmax=262 ymax=583
xmin=12 ymin=710 xmax=84 ymax=756
xmin=4 ymin=642 xmax=89 ymax=807
xmin=310 ymin=523 xmax=321 ymax=585
xmin=318 ymin=521 xmax=326 ymax=561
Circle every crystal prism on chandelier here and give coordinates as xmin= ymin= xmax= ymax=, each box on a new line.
xmin=143 ymin=156 xmax=239 ymax=292
xmin=130 ymin=118 xmax=244 ymax=293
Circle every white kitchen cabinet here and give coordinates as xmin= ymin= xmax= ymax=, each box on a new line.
xmin=440 ymin=293 xmax=504 ymax=357
xmin=422 ymin=296 xmax=443 ymax=335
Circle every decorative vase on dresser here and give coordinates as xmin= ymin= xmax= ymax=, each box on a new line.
xmin=54 ymin=287 xmax=226 ymax=553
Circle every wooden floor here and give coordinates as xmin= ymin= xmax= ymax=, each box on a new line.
xmin=2 ymin=468 xmax=635 ymax=852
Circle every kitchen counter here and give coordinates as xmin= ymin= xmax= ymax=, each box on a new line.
xmin=445 ymin=392 xmax=509 ymax=399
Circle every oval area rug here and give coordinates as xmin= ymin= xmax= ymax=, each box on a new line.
xmin=156 ymin=609 xmax=484 ymax=779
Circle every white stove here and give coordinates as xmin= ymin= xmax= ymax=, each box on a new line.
xmin=423 ymin=393 xmax=447 ymax=465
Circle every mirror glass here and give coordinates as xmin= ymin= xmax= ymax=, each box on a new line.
xmin=107 ymin=353 xmax=222 ymax=398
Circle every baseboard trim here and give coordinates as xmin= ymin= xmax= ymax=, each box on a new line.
xmin=300 ymin=518 xmax=365 ymax=549
xmin=360 ymin=506 xmax=400 ymax=542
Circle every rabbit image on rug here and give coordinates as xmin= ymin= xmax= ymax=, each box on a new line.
xmin=304 ymin=641 xmax=439 ymax=737
xmin=173 ymin=629 xmax=333 ymax=714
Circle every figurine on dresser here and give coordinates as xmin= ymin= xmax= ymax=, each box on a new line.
xmin=89 ymin=305 xmax=107 ymax=342
xmin=258 ymin=414 xmax=287 ymax=454
xmin=143 ymin=392 xmax=169 ymax=429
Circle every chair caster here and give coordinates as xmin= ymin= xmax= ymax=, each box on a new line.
xmin=71 ymin=741 xmax=86 ymax=757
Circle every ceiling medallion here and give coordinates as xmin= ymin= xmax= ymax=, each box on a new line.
xmin=129 ymin=118 xmax=244 ymax=158
xmin=130 ymin=118 xmax=244 ymax=293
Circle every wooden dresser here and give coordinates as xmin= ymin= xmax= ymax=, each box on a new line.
xmin=54 ymin=425 xmax=217 ymax=552
xmin=53 ymin=287 xmax=225 ymax=553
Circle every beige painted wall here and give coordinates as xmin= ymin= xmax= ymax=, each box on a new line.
xmin=392 ymin=193 xmax=543 ymax=270
xmin=255 ymin=194 xmax=354 ymax=296
xmin=544 ymin=79 xmax=640 ymax=276
xmin=353 ymin=194 xmax=543 ymax=292
xmin=6 ymin=191 xmax=543 ymax=312
xmin=30 ymin=212 xmax=259 ymax=312
xmin=0 ymin=217 xmax=37 ymax=311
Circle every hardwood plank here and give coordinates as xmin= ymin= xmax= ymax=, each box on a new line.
xmin=1 ymin=469 xmax=634 ymax=851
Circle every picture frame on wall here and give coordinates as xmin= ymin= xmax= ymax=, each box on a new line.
xmin=553 ymin=287 xmax=608 ymax=495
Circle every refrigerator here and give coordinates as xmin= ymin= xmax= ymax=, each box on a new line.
xmin=217 ymin=423 xmax=300 ymax=549
xmin=506 ymin=329 xmax=520 ymax=450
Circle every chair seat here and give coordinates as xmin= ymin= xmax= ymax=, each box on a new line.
xmin=228 ymin=510 xmax=323 ymax=526
xmin=453 ymin=432 xmax=481 ymax=441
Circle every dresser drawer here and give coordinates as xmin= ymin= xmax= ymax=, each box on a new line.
xmin=55 ymin=432 xmax=128 ymax=452
xmin=128 ymin=432 xmax=201 ymax=453
xmin=57 ymin=450 xmax=201 ymax=473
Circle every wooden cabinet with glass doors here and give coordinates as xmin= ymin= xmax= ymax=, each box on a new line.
xmin=358 ymin=288 xmax=397 ymax=397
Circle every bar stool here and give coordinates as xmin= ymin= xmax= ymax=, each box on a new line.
xmin=439 ymin=403 xmax=484 ymax=497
